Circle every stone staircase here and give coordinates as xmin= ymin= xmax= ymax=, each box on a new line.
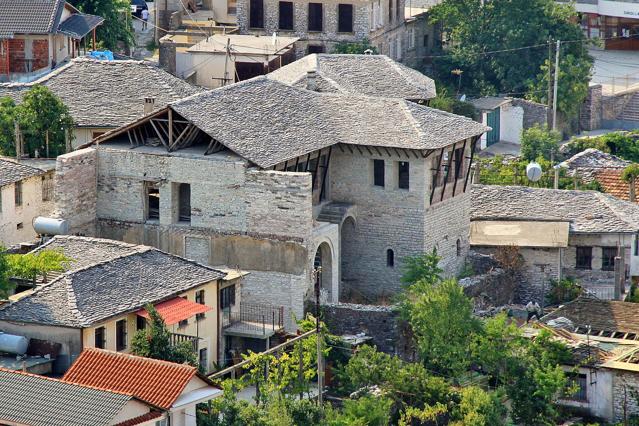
xmin=618 ymin=92 xmax=639 ymax=122
xmin=317 ymin=202 xmax=354 ymax=224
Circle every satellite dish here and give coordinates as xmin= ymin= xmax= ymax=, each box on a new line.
xmin=526 ymin=162 xmax=543 ymax=182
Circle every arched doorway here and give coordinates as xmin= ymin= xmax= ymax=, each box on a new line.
xmin=313 ymin=242 xmax=333 ymax=302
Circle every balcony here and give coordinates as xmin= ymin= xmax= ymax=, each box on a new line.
xmin=222 ymin=303 xmax=285 ymax=338
xmin=170 ymin=332 xmax=200 ymax=352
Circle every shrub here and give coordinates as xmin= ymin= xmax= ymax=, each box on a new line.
xmin=520 ymin=124 xmax=561 ymax=162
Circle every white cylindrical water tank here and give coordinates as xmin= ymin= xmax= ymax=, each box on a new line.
xmin=526 ymin=162 xmax=543 ymax=182
xmin=0 ymin=332 xmax=29 ymax=355
xmin=33 ymin=217 xmax=69 ymax=236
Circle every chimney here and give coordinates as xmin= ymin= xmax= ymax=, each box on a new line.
xmin=306 ymin=70 xmax=317 ymax=91
xmin=143 ymin=97 xmax=156 ymax=115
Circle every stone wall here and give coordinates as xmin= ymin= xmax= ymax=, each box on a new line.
xmin=236 ymin=0 xmax=369 ymax=55
xmin=509 ymin=98 xmax=548 ymax=130
xmin=580 ymin=84 xmax=602 ymax=131
xmin=612 ymin=370 xmax=639 ymax=422
xmin=53 ymin=148 xmax=97 ymax=235
xmin=159 ymin=39 xmax=177 ymax=75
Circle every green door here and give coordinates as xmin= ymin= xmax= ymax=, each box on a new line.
xmin=486 ymin=108 xmax=500 ymax=146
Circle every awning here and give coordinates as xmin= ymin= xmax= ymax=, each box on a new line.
xmin=136 ymin=297 xmax=212 ymax=325
xmin=470 ymin=220 xmax=569 ymax=248
xmin=58 ymin=14 xmax=104 ymax=39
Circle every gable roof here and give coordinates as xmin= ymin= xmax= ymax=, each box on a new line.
xmin=471 ymin=184 xmax=639 ymax=234
xmin=0 ymin=158 xmax=46 ymax=187
xmin=0 ymin=367 xmax=139 ymax=426
xmin=0 ymin=58 xmax=204 ymax=128
xmin=63 ymin=348 xmax=211 ymax=409
xmin=543 ymin=297 xmax=639 ymax=337
xmin=268 ymin=54 xmax=436 ymax=100
xmin=164 ymin=77 xmax=486 ymax=168
xmin=559 ymin=148 xmax=630 ymax=170
xmin=0 ymin=0 xmax=64 ymax=38
xmin=0 ymin=236 xmax=226 ymax=327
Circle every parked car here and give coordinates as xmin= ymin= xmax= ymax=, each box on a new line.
xmin=131 ymin=0 xmax=148 ymax=18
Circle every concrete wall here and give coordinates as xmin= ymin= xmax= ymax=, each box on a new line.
xmin=499 ymin=102 xmax=524 ymax=144
xmin=109 ymin=400 xmax=155 ymax=425
xmin=237 ymin=0 xmax=369 ymax=55
xmin=0 ymin=173 xmax=54 ymax=246
xmin=53 ymin=148 xmax=97 ymax=235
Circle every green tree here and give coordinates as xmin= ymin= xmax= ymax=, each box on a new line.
xmin=400 ymin=248 xmax=443 ymax=285
xmin=17 ymin=86 xmax=74 ymax=158
xmin=430 ymin=0 xmax=592 ymax=119
xmin=131 ymin=304 xmax=199 ymax=368
xmin=326 ymin=396 xmax=393 ymax=426
xmin=0 ymin=97 xmax=16 ymax=156
xmin=331 ymin=39 xmax=378 ymax=54
xmin=7 ymin=249 xmax=70 ymax=285
xmin=429 ymin=90 xmax=478 ymax=120
xmin=520 ymin=124 xmax=561 ymax=162
xmin=0 ymin=247 xmax=13 ymax=299
xmin=68 ymin=0 xmax=134 ymax=51
xmin=450 ymin=386 xmax=507 ymax=426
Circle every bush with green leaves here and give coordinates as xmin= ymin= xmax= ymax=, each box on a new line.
xmin=521 ymin=124 xmax=561 ymax=162
xmin=547 ymin=277 xmax=582 ymax=305
xmin=331 ymin=39 xmax=377 ymax=54
xmin=429 ymin=91 xmax=478 ymax=120
xmin=0 ymin=247 xmax=71 ymax=298
xmin=562 ymin=131 xmax=639 ymax=162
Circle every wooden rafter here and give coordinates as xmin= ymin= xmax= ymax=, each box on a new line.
xmin=149 ymin=119 xmax=168 ymax=148
xmin=463 ymin=137 xmax=479 ymax=192
xmin=451 ymin=138 xmax=468 ymax=197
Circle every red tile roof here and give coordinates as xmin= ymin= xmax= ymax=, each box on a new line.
xmin=114 ymin=411 xmax=164 ymax=426
xmin=594 ymin=169 xmax=634 ymax=203
xmin=135 ymin=297 xmax=211 ymax=326
xmin=62 ymin=348 xmax=198 ymax=409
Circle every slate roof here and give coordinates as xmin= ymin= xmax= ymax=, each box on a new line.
xmin=469 ymin=96 xmax=510 ymax=111
xmin=0 ymin=158 xmax=46 ymax=187
xmin=268 ymin=54 xmax=437 ymax=100
xmin=0 ymin=236 xmax=226 ymax=327
xmin=63 ymin=348 xmax=210 ymax=409
xmin=0 ymin=58 xmax=203 ymax=128
xmin=0 ymin=0 xmax=65 ymax=38
xmin=559 ymin=148 xmax=630 ymax=170
xmin=543 ymin=297 xmax=639 ymax=336
xmin=0 ymin=367 xmax=137 ymax=426
xmin=58 ymin=13 xmax=104 ymax=39
xmin=169 ymin=77 xmax=487 ymax=168
xmin=471 ymin=184 xmax=639 ymax=233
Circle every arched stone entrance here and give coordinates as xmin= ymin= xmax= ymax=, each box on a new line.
xmin=313 ymin=241 xmax=334 ymax=302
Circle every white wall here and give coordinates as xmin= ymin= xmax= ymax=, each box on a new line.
xmin=499 ymin=103 xmax=524 ymax=144
xmin=479 ymin=111 xmax=488 ymax=149
xmin=73 ymin=127 xmax=114 ymax=148
xmin=559 ymin=366 xmax=613 ymax=422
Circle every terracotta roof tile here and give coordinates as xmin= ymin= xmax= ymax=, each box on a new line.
xmin=63 ymin=348 xmax=198 ymax=409
xmin=594 ymin=169 xmax=635 ymax=203
xmin=136 ymin=297 xmax=212 ymax=325
xmin=114 ymin=411 xmax=163 ymax=426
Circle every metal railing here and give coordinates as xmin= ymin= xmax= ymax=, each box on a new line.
xmin=221 ymin=303 xmax=285 ymax=336
xmin=170 ymin=332 xmax=200 ymax=352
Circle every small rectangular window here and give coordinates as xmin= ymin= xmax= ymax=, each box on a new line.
xmin=227 ymin=0 xmax=237 ymax=15
xmin=576 ymin=247 xmax=592 ymax=270
xmin=14 ymin=181 xmax=22 ymax=207
xmin=279 ymin=1 xmax=294 ymax=30
xmin=338 ymin=4 xmax=354 ymax=33
xmin=250 ymin=0 xmax=264 ymax=28
xmin=602 ymin=247 xmax=617 ymax=271
xmin=199 ymin=348 xmax=208 ymax=371
xmin=398 ymin=161 xmax=410 ymax=189
xmin=565 ymin=373 xmax=588 ymax=401
xmin=41 ymin=175 xmax=53 ymax=201
xmin=423 ymin=34 xmax=429 ymax=47
xmin=308 ymin=3 xmax=323 ymax=32
xmin=136 ymin=315 xmax=146 ymax=331
xmin=146 ymin=182 xmax=159 ymax=221
xmin=178 ymin=183 xmax=191 ymax=223
xmin=373 ymin=159 xmax=385 ymax=187
xmin=116 ymin=319 xmax=127 ymax=351
xmin=220 ymin=284 xmax=236 ymax=310
xmin=94 ymin=326 xmax=106 ymax=349
xmin=307 ymin=45 xmax=325 ymax=54
xmin=196 ymin=289 xmax=205 ymax=321
xmin=388 ymin=0 xmax=393 ymax=23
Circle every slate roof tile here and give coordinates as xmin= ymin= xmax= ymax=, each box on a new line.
xmin=0 ymin=158 xmax=45 ymax=187
xmin=543 ymin=297 xmax=639 ymax=336
xmin=0 ymin=0 xmax=64 ymax=38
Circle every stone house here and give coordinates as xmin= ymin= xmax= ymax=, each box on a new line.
xmin=56 ymin=72 xmax=486 ymax=328
xmin=0 ymin=58 xmax=204 ymax=148
xmin=471 ymin=185 xmax=639 ymax=303
xmin=63 ymin=348 xmax=221 ymax=426
xmin=0 ymin=0 xmax=103 ymax=83
xmin=236 ymin=0 xmax=371 ymax=55
xmin=543 ymin=297 xmax=639 ymax=423
xmin=401 ymin=4 xmax=441 ymax=72
xmin=0 ymin=367 xmax=162 ymax=426
xmin=0 ymin=235 xmax=247 ymax=374
xmin=0 ymin=158 xmax=55 ymax=246
xmin=368 ymin=0 xmax=406 ymax=59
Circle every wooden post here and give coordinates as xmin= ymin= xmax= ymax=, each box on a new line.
xmin=92 ymin=28 xmax=96 ymax=51
xmin=168 ymin=109 xmax=174 ymax=149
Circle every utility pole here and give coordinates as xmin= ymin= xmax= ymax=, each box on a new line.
xmin=552 ymin=40 xmax=561 ymax=132
xmin=547 ymin=39 xmax=553 ymax=126
xmin=314 ymin=266 xmax=323 ymax=405
xmin=222 ymin=38 xmax=231 ymax=87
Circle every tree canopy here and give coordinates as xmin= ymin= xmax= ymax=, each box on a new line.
xmin=68 ymin=0 xmax=134 ymax=51
xmin=430 ymin=0 xmax=592 ymax=118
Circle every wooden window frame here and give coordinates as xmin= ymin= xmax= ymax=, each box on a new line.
xmin=94 ymin=326 xmax=106 ymax=349
xmin=116 ymin=319 xmax=127 ymax=351
xmin=601 ymin=247 xmax=617 ymax=271
xmin=249 ymin=0 xmax=265 ymax=29
xmin=196 ymin=289 xmax=205 ymax=321
xmin=279 ymin=1 xmax=294 ymax=30
xmin=14 ymin=181 xmax=22 ymax=207
xmin=386 ymin=249 xmax=394 ymax=267
xmin=373 ymin=159 xmax=385 ymax=187
xmin=308 ymin=3 xmax=323 ymax=32
xmin=398 ymin=161 xmax=410 ymax=190
xmin=576 ymin=246 xmax=593 ymax=270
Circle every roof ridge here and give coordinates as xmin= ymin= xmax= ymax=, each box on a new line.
xmin=595 ymin=191 xmax=639 ymax=229
xmin=79 ymin=347 xmax=198 ymax=371
xmin=385 ymin=56 xmax=426 ymax=93
xmin=398 ymin=99 xmax=425 ymax=144
xmin=0 ymin=158 xmax=47 ymax=174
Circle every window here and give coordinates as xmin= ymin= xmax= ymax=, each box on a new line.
xmin=155 ymin=419 xmax=168 ymax=426
xmin=249 ymin=0 xmax=264 ymax=28
xmin=602 ymin=247 xmax=617 ymax=271
xmin=396 ymin=0 xmax=401 ymax=24
xmin=227 ymin=0 xmax=237 ymax=15
xmin=398 ymin=161 xmax=409 ymax=189
xmin=220 ymin=284 xmax=236 ymax=310
xmin=449 ymin=146 xmax=464 ymax=182
xmin=307 ymin=45 xmax=325 ymax=54
xmin=373 ymin=159 xmax=385 ymax=187
xmin=408 ymin=28 xmax=415 ymax=49
xmin=16 ymin=222 xmax=23 ymax=230
xmin=423 ymin=34 xmax=429 ymax=47
xmin=14 ymin=181 xmax=22 ymax=207
xmin=338 ymin=4 xmax=354 ymax=33
xmin=456 ymin=239 xmax=462 ymax=257
xmin=308 ymin=3 xmax=323 ymax=32
xmin=635 ymin=234 xmax=639 ymax=256
xmin=565 ymin=373 xmax=588 ymax=401
xmin=146 ymin=182 xmax=159 ymax=221
xmin=576 ymin=246 xmax=592 ymax=270
xmin=136 ymin=315 xmax=146 ymax=331
xmin=42 ymin=175 xmax=53 ymax=201
xmin=178 ymin=296 xmax=188 ymax=328
xmin=386 ymin=249 xmax=394 ymax=267
xmin=279 ymin=1 xmax=294 ymax=30
xmin=94 ymin=326 xmax=106 ymax=349
xmin=116 ymin=319 xmax=127 ymax=351
xmin=388 ymin=0 xmax=393 ymax=23
xmin=196 ymin=289 xmax=205 ymax=321
xmin=178 ymin=183 xmax=191 ymax=223
xmin=199 ymin=348 xmax=208 ymax=370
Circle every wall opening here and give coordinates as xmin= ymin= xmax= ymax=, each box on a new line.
xmin=314 ymin=241 xmax=333 ymax=300
xmin=386 ymin=248 xmax=395 ymax=267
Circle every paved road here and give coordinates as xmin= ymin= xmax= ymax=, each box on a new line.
xmin=590 ymin=48 xmax=639 ymax=94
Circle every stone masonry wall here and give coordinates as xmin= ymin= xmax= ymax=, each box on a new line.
xmin=613 ymin=370 xmax=639 ymax=422
xmin=237 ymin=0 xmax=369 ymax=54
xmin=509 ymin=98 xmax=548 ymax=130
xmin=53 ymin=148 xmax=97 ymax=235
xmin=580 ymin=84 xmax=602 ymax=131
